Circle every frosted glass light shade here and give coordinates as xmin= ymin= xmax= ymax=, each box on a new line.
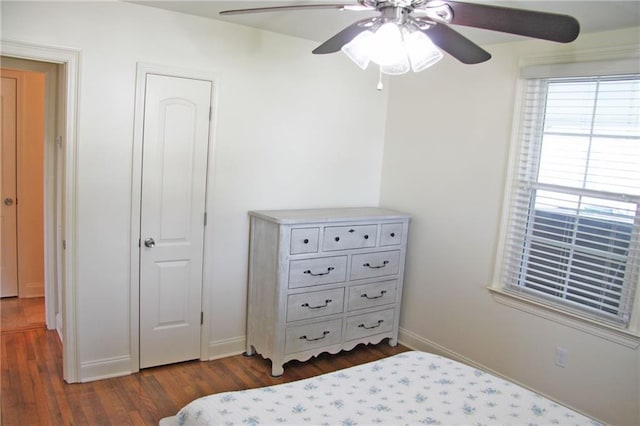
xmin=380 ymin=59 xmax=411 ymax=75
xmin=369 ymin=23 xmax=407 ymax=69
xmin=341 ymin=30 xmax=374 ymax=70
xmin=405 ymin=30 xmax=443 ymax=72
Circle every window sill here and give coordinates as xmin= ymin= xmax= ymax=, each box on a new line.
xmin=488 ymin=287 xmax=640 ymax=349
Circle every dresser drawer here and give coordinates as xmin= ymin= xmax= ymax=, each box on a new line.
xmin=322 ymin=225 xmax=377 ymax=251
xmin=285 ymin=318 xmax=342 ymax=354
xmin=290 ymin=227 xmax=319 ymax=254
xmin=345 ymin=309 xmax=394 ymax=341
xmin=289 ymin=256 xmax=347 ymax=288
xmin=348 ymin=280 xmax=397 ymax=311
xmin=350 ymin=250 xmax=400 ymax=280
xmin=287 ymin=288 xmax=344 ymax=322
xmin=380 ymin=223 xmax=403 ymax=246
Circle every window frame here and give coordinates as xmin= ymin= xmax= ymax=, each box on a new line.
xmin=490 ymin=53 xmax=640 ymax=347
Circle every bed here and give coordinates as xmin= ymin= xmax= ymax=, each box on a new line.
xmin=160 ymin=351 xmax=600 ymax=425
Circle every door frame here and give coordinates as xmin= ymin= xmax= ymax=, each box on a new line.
xmin=0 ymin=69 xmax=20 ymax=298
xmin=1 ymin=39 xmax=81 ymax=383
xmin=1 ymin=59 xmax=56 ymax=308
xmin=130 ymin=62 xmax=217 ymax=372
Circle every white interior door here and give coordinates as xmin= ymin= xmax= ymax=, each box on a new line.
xmin=139 ymin=74 xmax=211 ymax=368
xmin=1 ymin=75 xmax=18 ymax=298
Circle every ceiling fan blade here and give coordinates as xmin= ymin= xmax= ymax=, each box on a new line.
xmin=312 ymin=17 xmax=377 ymax=54
xmin=426 ymin=24 xmax=491 ymax=64
xmin=444 ymin=1 xmax=580 ymax=43
xmin=220 ymin=4 xmax=362 ymax=16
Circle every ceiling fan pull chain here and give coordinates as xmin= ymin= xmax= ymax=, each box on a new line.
xmin=377 ymin=66 xmax=383 ymax=91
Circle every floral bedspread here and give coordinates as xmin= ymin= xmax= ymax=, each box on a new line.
xmin=172 ymin=351 xmax=600 ymax=425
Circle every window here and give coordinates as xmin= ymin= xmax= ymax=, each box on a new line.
xmin=498 ymin=72 xmax=640 ymax=328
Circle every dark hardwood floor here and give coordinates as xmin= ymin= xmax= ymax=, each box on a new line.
xmin=1 ymin=310 xmax=408 ymax=425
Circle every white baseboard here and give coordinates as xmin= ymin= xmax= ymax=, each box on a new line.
xmin=398 ymin=327 xmax=601 ymax=424
xmin=398 ymin=327 xmax=484 ymax=367
xmin=206 ymin=331 xmax=490 ymax=368
xmin=56 ymin=313 xmax=63 ymax=340
xmin=399 ymin=327 xmax=539 ymax=380
xmin=19 ymin=281 xmax=44 ymax=298
xmin=207 ymin=336 xmax=245 ymax=360
xmin=79 ymin=337 xmax=246 ymax=382
xmin=79 ymin=355 xmax=132 ymax=382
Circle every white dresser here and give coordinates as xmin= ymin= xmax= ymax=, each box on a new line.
xmin=246 ymin=207 xmax=410 ymax=376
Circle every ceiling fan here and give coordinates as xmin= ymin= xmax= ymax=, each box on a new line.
xmin=220 ymin=1 xmax=580 ymax=76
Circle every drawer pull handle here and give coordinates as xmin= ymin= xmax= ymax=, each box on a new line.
xmin=300 ymin=331 xmax=330 ymax=342
xmin=303 ymin=238 xmax=309 ymax=244
xmin=363 ymin=260 xmax=389 ymax=269
xmin=364 ymin=234 xmax=369 ymax=240
xmin=390 ymin=232 xmax=396 ymax=237
xmin=361 ymin=290 xmax=387 ymax=300
xmin=334 ymin=236 xmax=340 ymax=242
xmin=358 ymin=320 xmax=384 ymax=330
xmin=348 ymin=229 xmax=355 ymax=233
xmin=304 ymin=267 xmax=335 ymax=276
xmin=302 ymin=299 xmax=332 ymax=309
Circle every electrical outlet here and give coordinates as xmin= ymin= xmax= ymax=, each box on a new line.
xmin=555 ymin=346 xmax=569 ymax=368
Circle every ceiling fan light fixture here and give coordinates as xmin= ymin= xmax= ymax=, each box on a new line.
xmin=341 ymin=30 xmax=374 ymax=70
xmin=404 ymin=28 xmax=443 ymax=72
xmin=369 ymin=22 xmax=407 ymax=68
xmin=379 ymin=60 xmax=411 ymax=75
xmin=342 ymin=17 xmax=443 ymax=76
xmin=223 ymin=1 xmax=581 ymax=74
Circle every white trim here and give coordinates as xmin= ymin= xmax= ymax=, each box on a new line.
xmin=491 ymin=43 xmax=640 ymax=345
xmin=17 ymin=281 xmax=44 ymax=298
xmin=489 ymin=287 xmax=640 ymax=348
xmin=79 ymin=355 xmax=132 ymax=382
xmin=201 ymin=67 xmax=221 ymax=362
xmin=56 ymin=312 xmax=62 ymax=336
xmin=42 ymin=62 xmax=58 ymax=330
xmin=399 ymin=327 xmax=488 ymax=365
xmin=0 ymin=57 xmax=59 ymax=329
xmin=397 ymin=328 xmax=604 ymax=425
xmin=207 ymin=336 xmax=246 ymax=360
xmin=130 ymin=65 xmax=145 ymax=374
xmin=490 ymin=76 xmax=528 ymax=295
xmin=130 ymin=62 xmax=220 ymax=373
xmin=522 ymin=58 xmax=640 ymax=78
xmin=0 ymin=39 xmax=80 ymax=383
xmin=518 ymin=45 xmax=640 ymax=70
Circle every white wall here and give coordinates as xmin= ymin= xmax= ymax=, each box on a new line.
xmin=3 ymin=1 xmax=639 ymax=423
xmin=381 ymin=27 xmax=640 ymax=425
xmin=1 ymin=1 xmax=388 ymax=379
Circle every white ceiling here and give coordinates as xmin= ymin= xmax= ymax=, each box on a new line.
xmin=132 ymin=1 xmax=640 ymax=47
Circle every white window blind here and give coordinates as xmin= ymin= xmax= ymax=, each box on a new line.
xmin=501 ymin=74 xmax=640 ymax=327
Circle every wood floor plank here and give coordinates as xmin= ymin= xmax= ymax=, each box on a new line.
xmin=2 ymin=323 xmax=408 ymax=425
xmin=28 ymin=360 xmax=52 ymax=425
xmin=1 ymin=297 xmax=45 ymax=332
xmin=46 ymin=347 xmax=75 ymax=426
xmin=96 ymin=381 xmax=130 ymax=426
xmin=128 ymin=410 xmax=148 ymax=426
xmin=111 ymin=376 xmax=154 ymax=424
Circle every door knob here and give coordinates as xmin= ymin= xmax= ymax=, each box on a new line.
xmin=3 ymin=198 xmax=13 ymax=206
xmin=144 ymin=237 xmax=156 ymax=248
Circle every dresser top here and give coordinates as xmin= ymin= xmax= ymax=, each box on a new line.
xmin=249 ymin=207 xmax=410 ymax=225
